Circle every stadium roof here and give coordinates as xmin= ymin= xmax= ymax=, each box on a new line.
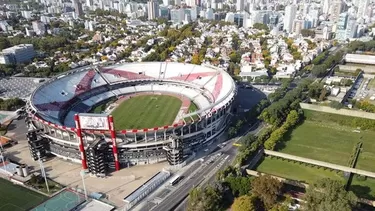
xmin=345 ymin=54 xmax=375 ymax=65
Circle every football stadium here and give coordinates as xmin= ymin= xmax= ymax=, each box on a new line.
xmin=25 ymin=62 xmax=236 ymax=174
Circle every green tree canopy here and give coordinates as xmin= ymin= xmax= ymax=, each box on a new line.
xmin=231 ymin=195 xmax=261 ymax=211
xmin=251 ymin=175 xmax=283 ymax=209
xmin=187 ymin=185 xmax=223 ymax=211
xmin=304 ymin=178 xmax=358 ymax=211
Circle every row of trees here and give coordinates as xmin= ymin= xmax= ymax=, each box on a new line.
xmin=190 ymin=172 xmax=358 ymax=211
xmin=353 ymin=100 xmax=375 ymax=113
xmin=285 ymin=38 xmax=302 ymax=60
xmin=264 ymin=110 xmax=302 ymax=150
xmin=188 ymin=174 xmax=285 ymax=211
xmin=0 ymin=98 xmax=25 ymax=111
xmin=259 ymin=79 xmax=311 ymax=126
xmin=305 ymin=109 xmax=375 ymax=131
xmin=301 ymin=29 xmax=316 ymax=38
xmin=311 ymin=51 xmax=344 ymax=77
xmin=228 ymin=99 xmax=270 ymax=139
xmin=311 ymin=51 xmax=328 ymax=65
xmin=347 ymin=40 xmax=375 ymax=53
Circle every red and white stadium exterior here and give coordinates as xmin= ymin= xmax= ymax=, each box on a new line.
xmin=26 ymin=62 xmax=237 ymax=170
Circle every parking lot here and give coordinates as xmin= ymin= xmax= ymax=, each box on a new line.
xmin=348 ymin=76 xmax=375 ymax=103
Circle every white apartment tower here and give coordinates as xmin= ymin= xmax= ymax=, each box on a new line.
xmin=147 ymin=0 xmax=159 ymax=20
xmin=284 ymin=4 xmax=297 ymax=33
xmin=322 ymin=0 xmax=330 ymax=14
xmin=357 ymin=0 xmax=370 ymax=18
xmin=236 ymin=0 xmax=244 ymax=11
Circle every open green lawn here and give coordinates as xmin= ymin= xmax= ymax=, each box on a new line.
xmin=0 ymin=178 xmax=47 ymax=211
xmin=256 ymin=157 xmax=344 ymax=184
xmin=111 ymin=95 xmax=182 ymax=129
xmin=256 ymin=157 xmax=375 ymax=200
xmin=368 ymin=79 xmax=375 ymax=89
xmin=280 ymin=117 xmax=375 ymax=172
xmin=350 ymin=177 xmax=375 ymax=200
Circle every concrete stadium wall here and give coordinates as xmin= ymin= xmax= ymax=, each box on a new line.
xmin=300 ymin=103 xmax=375 ymax=120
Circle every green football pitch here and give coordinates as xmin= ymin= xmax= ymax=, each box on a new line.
xmin=279 ymin=110 xmax=375 ymax=172
xmin=0 ymin=178 xmax=47 ymax=211
xmin=111 ymin=95 xmax=182 ymax=129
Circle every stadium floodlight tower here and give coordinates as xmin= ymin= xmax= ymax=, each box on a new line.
xmin=75 ymin=113 xmax=120 ymax=171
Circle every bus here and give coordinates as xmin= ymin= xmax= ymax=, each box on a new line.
xmin=169 ymin=175 xmax=184 ymax=186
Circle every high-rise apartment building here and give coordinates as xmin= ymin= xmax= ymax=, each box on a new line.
xmin=147 ymin=0 xmax=159 ymax=20
xmin=357 ymin=0 xmax=370 ymax=18
xmin=236 ymin=0 xmax=244 ymax=11
xmin=74 ymin=0 xmax=83 ymax=17
xmin=284 ymin=5 xmax=297 ymax=33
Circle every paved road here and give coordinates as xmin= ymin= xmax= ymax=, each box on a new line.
xmin=152 ymin=122 xmax=265 ymax=211
xmin=151 ymin=153 xmax=227 ymax=211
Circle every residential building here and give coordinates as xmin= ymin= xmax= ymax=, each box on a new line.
xmin=357 ymin=0 xmax=370 ymax=18
xmin=147 ymin=0 xmax=159 ymax=20
xmin=0 ymin=53 xmax=14 ymax=65
xmin=74 ymin=0 xmax=83 ymax=17
xmin=236 ymin=0 xmax=244 ymax=11
xmin=21 ymin=10 xmax=32 ymax=19
xmin=32 ymin=21 xmax=46 ymax=35
xmin=0 ymin=21 xmax=13 ymax=32
xmin=170 ymin=8 xmax=184 ymax=23
xmin=284 ymin=5 xmax=297 ymax=33
xmin=2 ymin=44 xmax=36 ymax=64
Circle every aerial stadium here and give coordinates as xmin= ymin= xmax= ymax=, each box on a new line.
xmin=25 ymin=62 xmax=237 ymax=174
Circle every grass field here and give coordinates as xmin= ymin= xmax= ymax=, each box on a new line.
xmin=279 ymin=111 xmax=375 ymax=172
xmin=111 ymin=95 xmax=182 ymax=129
xmin=255 ymin=157 xmax=375 ymax=200
xmin=256 ymin=157 xmax=344 ymax=184
xmin=0 ymin=178 xmax=47 ymax=211
xmin=368 ymin=79 xmax=375 ymax=89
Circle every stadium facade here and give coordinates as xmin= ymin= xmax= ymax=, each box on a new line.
xmin=26 ymin=62 xmax=236 ymax=174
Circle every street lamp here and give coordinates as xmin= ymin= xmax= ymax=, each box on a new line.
xmin=80 ymin=170 xmax=88 ymax=201
xmin=37 ymin=152 xmax=49 ymax=193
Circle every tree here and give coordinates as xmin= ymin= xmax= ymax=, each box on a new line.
xmin=191 ymin=54 xmax=201 ymax=64
xmin=231 ymin=195 xmax=261 ymax=211
xmin=239 ymin=134 xmax=257 ymax=152
xmin=224 ymin=176 xmax=252 ymax=196
xmin=253 ymin=23 xmax=269 ymax=31
xmin=0 ymin=37 xmax=10 ymax=50
xmin=311 ymin=64 xmax=328 ymax=77
xmin=308 ymin=83 xmax=324 ymax=100
xmin=301 ymin=29 xmax=315 ymax=37
xmin=304 ymin=178 xmax=358 ymax=211
xmin=229 ymin=52 xmax=241 ymax=63
xmin=251 ymin=175 xmax=283 ymax=209
xmin=187 ymin=185 xmax=223 ymax=211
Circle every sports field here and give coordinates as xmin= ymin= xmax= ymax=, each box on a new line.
xmin=31 ymin=189 xmax=85 ymax=211
xmin=256 ymin=157 xmax=344 ymax=184
xmin=279 ymin=111 xmax=375 ymax=172
xmin=0 ymin=178 xmax=47 ymax=211
xmin=111 ymin=95 xmax=182 ymax=129
xmin=256 ymin=157 xmax=375 ymax=199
